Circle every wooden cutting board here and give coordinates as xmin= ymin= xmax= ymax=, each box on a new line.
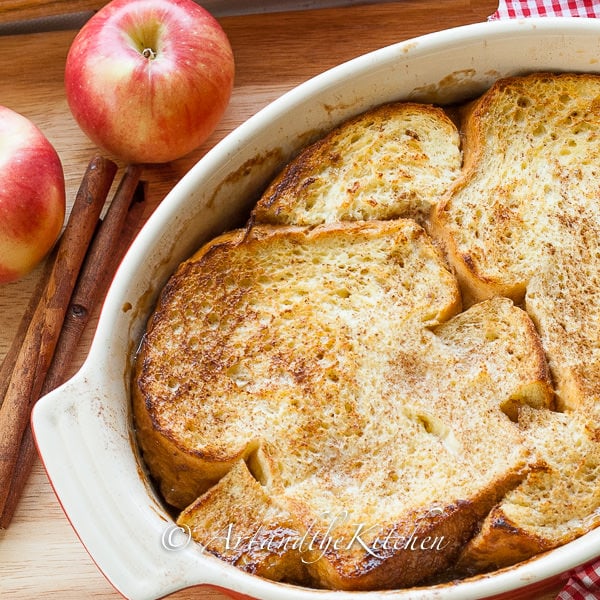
xmin=0 ymin=2 xmax=561 ymax=599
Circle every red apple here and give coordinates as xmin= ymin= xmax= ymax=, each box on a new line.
xmin=64 ymin=0 xmax=235 ymax=164
xmin=0 ymin=106 xmax=65 ymax=284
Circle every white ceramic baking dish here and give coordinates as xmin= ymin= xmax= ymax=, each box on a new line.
xmin=32 ymin=17 xmax=600 ymax=600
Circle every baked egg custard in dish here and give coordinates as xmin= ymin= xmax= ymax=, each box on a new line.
xmin=132 ymin=73 xmax=600 ymax=591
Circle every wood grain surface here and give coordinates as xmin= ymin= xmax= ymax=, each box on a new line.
xmin=0 ymin=2 xmax=561 ymax=599
xmin=0 ymin=0 xmax=101 ymax=23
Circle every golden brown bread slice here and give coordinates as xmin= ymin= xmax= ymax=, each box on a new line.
xmin=456 ymin=407 xmax=600 ymax=573
xmin=252 ymin=102 xmax=462 ymax=227
xmin=134 ymin=219 xmax=553 ymax=589
xmin=134 ymin=219 xmax=462 ymax=510
xmin=177 ymin=459 xmax=308 ymax=583
xmin=430 ymin=72 xmax=600 ymax=417
xmin=430 ymin=72 xmax=600 ymax=567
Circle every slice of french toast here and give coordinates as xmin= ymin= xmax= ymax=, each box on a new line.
xmin=177 ymin=458 xmax=308 ymax=583
xmin=456 ymin=407 xmax=600 ymax=573
xmin=430 ymin=72 xmax=600 ymax=565
xmin=252 ymin=102 xmax=462 ymax=227
xmin=133 ymin=219 xmax=552 ymax=589
xmin=431 ymin=72 xmax=600 ymax=417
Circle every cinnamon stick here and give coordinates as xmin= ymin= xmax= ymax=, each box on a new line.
xmin=0 ymin=176 xmax=146 ymax=528
xmin=0 ymin=154 xmax=117 ymax=517
xmin=46 ymin=165 xmax=143 ymax=380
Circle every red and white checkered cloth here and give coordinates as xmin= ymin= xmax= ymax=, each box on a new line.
xmin=486 ymin=5 xmax=600 ymax=597
xmin=556 ymin=561 xmax=600 ymax=599
xmin=489 ymin=0 xmax=600 ymax=19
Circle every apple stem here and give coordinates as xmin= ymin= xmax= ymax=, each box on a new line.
xmin=142 ymin=47 xmax=157 ymax=60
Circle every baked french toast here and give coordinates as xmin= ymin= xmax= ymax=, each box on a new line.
xmin=456 ymin=407 xmax=600 ymax=573
xmin=252 ymin=102 xmax=461 ymax=227
xmin=431 ymin=72 xmax=600 ymax=568
xmin=134 ymin=219 xmax=552 ymax=589
xmin=133 ymin=77 xmax=600 ymax=589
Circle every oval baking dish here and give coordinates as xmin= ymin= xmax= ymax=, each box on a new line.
xmin=33 ymin=17 xmax=600 ymax=600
